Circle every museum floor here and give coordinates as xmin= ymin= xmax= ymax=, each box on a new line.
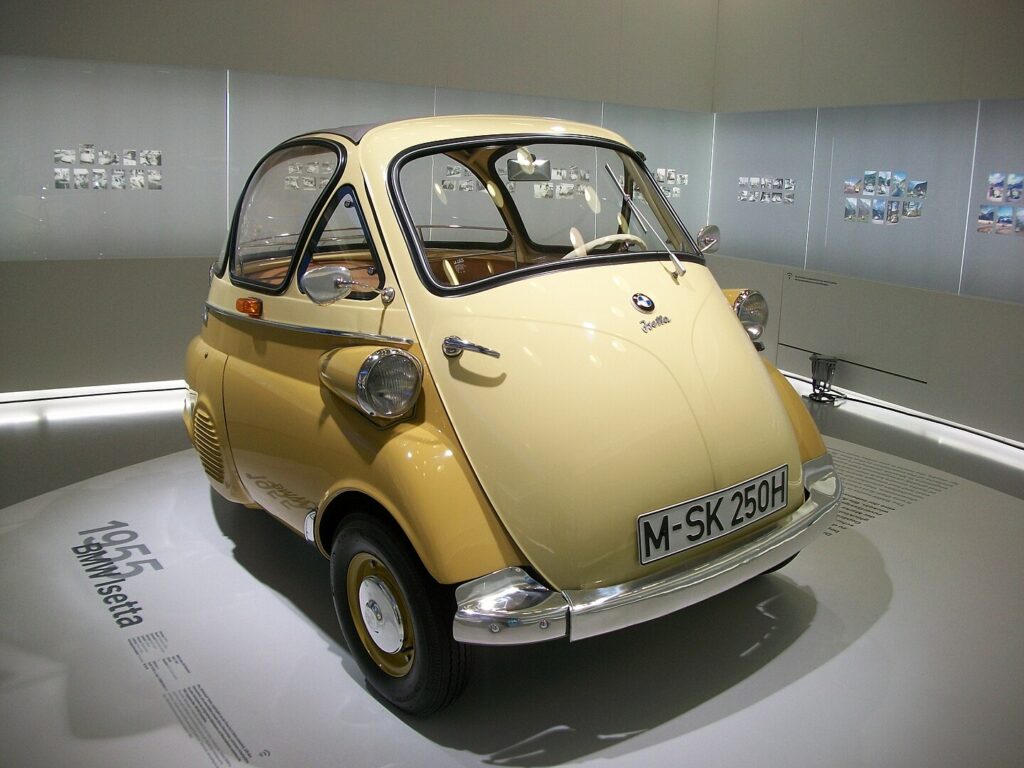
xmin=1 ymin=381 xmax=1022 ymax=768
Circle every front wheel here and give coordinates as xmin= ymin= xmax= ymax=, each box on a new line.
xmin=330 ymin=513 xmax=469 ymax=715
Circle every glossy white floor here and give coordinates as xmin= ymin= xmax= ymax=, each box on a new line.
xmin=1 ymin=392 xmax=1023 ymax=767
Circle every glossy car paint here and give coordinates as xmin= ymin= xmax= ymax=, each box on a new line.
xmin=186 ymin=115 xmax=827 ymax=594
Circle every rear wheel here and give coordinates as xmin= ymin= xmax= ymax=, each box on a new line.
xmin=330 ymin=513 xmax=469 ymax=715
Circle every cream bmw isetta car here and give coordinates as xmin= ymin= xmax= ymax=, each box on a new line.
xmin=184 ymin=115 xmax=841 ymax=715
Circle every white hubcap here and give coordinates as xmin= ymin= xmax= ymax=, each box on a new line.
xmin=358 ymin=575 xmax=404 ymax=653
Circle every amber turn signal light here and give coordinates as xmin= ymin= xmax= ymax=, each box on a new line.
xmin=236 ymin=297 xmax=263 ymax=318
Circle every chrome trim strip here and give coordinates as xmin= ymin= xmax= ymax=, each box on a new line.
xmin=452 ymin=454 xmax=842 ymax=645
xmin=303 ymin=510 xmax=317 ymax=544
xmin=453 ymin=567 xmax=569 ymax=645
xmin=205 ymin=303 xmax=414 ymax=346
xmin=566 ymin=454 xmax=841 ymax=640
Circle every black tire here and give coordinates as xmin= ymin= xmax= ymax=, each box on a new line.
xmin=330 ymin=513 xmax=469 ymax=715
xmin=759 ymin=552 xmax=798 ymax=576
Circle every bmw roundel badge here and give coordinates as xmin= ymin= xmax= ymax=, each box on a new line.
xmin=632 ymin=293 xmax=655 ymax=313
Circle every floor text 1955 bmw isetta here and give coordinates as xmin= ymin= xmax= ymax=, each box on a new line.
xmin=184 ymin=115 xmax=842 ymax=715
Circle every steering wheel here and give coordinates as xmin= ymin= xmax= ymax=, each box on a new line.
xmin=562 ymin=232 xmax=646 ymax=259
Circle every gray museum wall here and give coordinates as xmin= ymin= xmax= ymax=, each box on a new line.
xmin=2 ymin=1 xmax=1021 ymax=113
xmin=0 ymin=257 xmax=211 ymax=391
xmin=1 ymin=54 xmax=1022 ymax=443
xmin=705 ymin=254 xmax=1024 ymax=444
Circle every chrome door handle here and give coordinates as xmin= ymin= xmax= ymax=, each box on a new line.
xmin=442 ymin=336 xmax=501 ymax=359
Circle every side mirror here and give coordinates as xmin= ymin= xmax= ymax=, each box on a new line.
xmin=696 ymin=224 xmax=720 ymax=254
xmin=301 ymin=265 xmax=353 ymax=305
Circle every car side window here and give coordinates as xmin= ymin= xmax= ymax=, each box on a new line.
xmin=231 ymin=144 xmax=340 ymax=291
xmin=301 ymin=187 xmax=383 ymax=298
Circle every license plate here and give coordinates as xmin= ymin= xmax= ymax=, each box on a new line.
xmin=637 ymin=465 xmax=788 ymax=564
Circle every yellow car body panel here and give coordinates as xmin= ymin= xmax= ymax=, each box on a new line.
xmin=186 ymin=113 xmax=831 ymax=594
xmin=399 ymin=260 xmax=804 ymax=590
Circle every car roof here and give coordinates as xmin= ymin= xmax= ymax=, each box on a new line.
xmin=304 ymin=114 xmax=629 ymax=151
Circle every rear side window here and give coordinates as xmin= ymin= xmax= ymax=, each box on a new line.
xmin=231 ymin=144 xmax=340 ymax=290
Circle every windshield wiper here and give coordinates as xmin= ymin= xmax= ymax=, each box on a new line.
xmin=603 ymin=163 xmax=686 ymax=278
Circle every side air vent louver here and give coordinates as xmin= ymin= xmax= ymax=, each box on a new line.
xmin=192 ymin=405 xmax=225 ymax=483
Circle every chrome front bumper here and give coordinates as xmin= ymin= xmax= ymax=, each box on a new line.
xmin=453 ymin=453 xmax=842 ymax=645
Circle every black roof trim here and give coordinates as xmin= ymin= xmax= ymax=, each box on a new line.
xmin=316 ymin=122 xmax=382 ymax=144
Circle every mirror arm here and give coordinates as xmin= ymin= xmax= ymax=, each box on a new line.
xmin=335 ymin=278 xmax=395 ymax=306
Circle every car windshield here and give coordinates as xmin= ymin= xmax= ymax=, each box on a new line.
xmin=395 ymin=139 xmax=696 ymax=290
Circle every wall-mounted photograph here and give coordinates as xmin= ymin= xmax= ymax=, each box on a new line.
xmin=53 ymin=168 xmax=70 ymax=189
xmin=886 ymin=200 xmax=901 ymax=224
xmin=877 ymin=171 xmax=892 ymax=196
xmin=78 ymin=144 xmax=95 ymax=164
xmin=863 ymin=171 xmax=877 ymax=195
xmin=72 ymin=168 xmax=89 ymax=189
xmin=129 ymin=168 xmax=146 ymax=190
xmin=908 ymin=180 xmax=928 ymax=198
xmin=111 ymin=169 xmax=125 ymax=190
xmin=91 ymin=169 xmax=108 ymax=190
xmin=53 ymin=148 xmax=75 ymax=164
xmin=140 ymin=150 xmax=162 ymax=167
xmin=1016 ymin=208 xmax=1024 ymax=235
xmin=977 ymin=205 xmax=995 ymax=233
xmin=844 ymin=198 xmax=856 ymax=220
xmin=1007 ymin=173 xmax=1023 ymax=202
xmin=871 ymin=198 xmax=885 ymax=223
xmin=146 ymin=170 xmax=162 ymax=190
xmin=123 ymin=150 xmax=138 ymax=166
xmin=995 ymin=205 xmax=1014 ymax=235
xmin=97 ymin=149 xmax=118 ymax=165
xmin=903 ymin=200 xmax=923 ymax=218
xmin=892 ymin=171 xmax=907 ymax=197
xmin=843 ymin=176 xmax=861 ymax=194
xmin=857 ymin=198 xmax=870 ymax=221
xmin=987 ymin=172 xmax=1005 ymax=202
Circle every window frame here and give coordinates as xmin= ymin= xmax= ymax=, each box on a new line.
xmin=388 ymin=133 xmax=704 ymax=297
xmin=296 ymin=183 xmax=385 ymax=301
xmin=227 ymin=138 xmax=346 ymax=295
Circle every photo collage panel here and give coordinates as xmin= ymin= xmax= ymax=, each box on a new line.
xmin=284 ymin=159 xmax=336 ymax=192
xmin=655 ymin=168 xmax=687 ymax=199
xmin=977 ymin=172 xmax=1024 ymax=236
xmin=737 ymin=176 xmax=796 ymax=204
xmin=53 ymin=145 xmax=163 ymax=191
xmin=842 ymin=170 xmax=925 ymax=225
xmin=436 ymin=163 xmax=688 ymax=203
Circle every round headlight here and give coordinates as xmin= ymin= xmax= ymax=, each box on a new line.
xmin=733 ymin=289 xmax=768 ymax=341
xmin=355 ymin=349 xmax=422 ymax=419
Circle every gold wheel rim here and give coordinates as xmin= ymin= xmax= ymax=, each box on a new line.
xmin=346 ymin=552 xmax=415 ymax=677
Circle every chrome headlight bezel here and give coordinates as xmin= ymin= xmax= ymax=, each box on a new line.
xmin=354 ymin=348 xmax=423 ymax=420
xmin=732 ymin=289 xmax=769 ymax=341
